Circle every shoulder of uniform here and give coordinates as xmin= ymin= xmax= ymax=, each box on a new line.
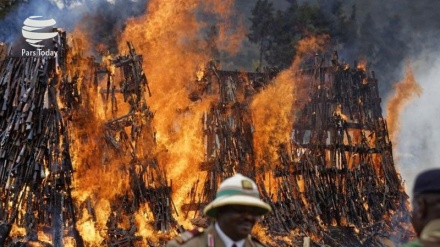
xmin=169 ymin=227 xmax=205 ymax=245
xmin=250 ymin=235 xmax=267 ymax=247
xmin=401 ymin=240 xmax=423 ymax=247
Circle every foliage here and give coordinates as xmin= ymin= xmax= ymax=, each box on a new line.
xmin=247 ymin=0 xmax=408 ymax=87
xmin=248 ymin=0 xmax=275 ymax=69
xmin=0 ymin=0 xmax=22 ymax=19
xmin=249 ymin=1 xmax=335 ymax=69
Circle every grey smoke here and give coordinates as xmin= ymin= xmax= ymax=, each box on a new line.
xmin=346 ymin=0 xmax=440 ymax=199
xmin=0 ymin=0 xmax=149 ymax=51
xmin=395 ymin=45 xmax=440 ymax=199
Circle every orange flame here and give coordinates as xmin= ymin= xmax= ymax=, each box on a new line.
xmin=118 ymin=2 xmax=207 ymax=227
xmin=53 ymin=0 xmax=250 ymax=243
xmin=251 ymin=68 xmax=295 ymax=168
xmin=386 ymin=62 xmax=422 ymax=144
xmin=118 ymin=0 xmax=246 ymax=226
xmin=356 ymin=59 xmax=367 ymax=71
xmin=251 ymin=35 xmax=328 ymax=190
xmin=201 ymin=1 xmax=245 ymax=55
xmin=251 ymin=36 xmax=326 ymax=169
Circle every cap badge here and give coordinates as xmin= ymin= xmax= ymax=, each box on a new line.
xmin=242 ymin=180 xmax=253 ymax=190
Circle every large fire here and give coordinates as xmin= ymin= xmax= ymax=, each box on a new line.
xmin=0 ymin=1 xmax=417 ymax=247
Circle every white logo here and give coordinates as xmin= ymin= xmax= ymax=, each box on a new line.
xmin=22 ymin=16 xmax=58 ymax=48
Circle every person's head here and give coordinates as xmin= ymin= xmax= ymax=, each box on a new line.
xmin=411 ymin=168 xmax=440 ymax=237
xmin=203 ymin=173 xmax=271 ymax=241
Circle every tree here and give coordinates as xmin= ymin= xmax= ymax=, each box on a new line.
xmin=326 ymin=1 xmax=357 ymax=47
xmin=265 ymin=8 xmax=299 ymax=68
xmin=296 ymin=3 xmax=330 ymax=35
xmin=248 ymin=0 xmax=275 ymax=69
xmin=0 ymin=0 xmax=23 ymax=19
xmin=377 ymin=14 xmax=408 ymax=94
xmin=205 ymin=25 xmax=220 ymax=60
xmin=358 ymin=13 xmax=381 ymax=64
xmin=262 ymin=2 xmax=332 ymax=69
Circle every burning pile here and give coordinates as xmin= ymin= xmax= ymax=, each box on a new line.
xmin=0 ymin=28 xmax=414 ymax=247
xmin=178 ymin=50 xmax=414 ymax=246
xmin=0 ymin=31 xmax=179 ymax=246
xmin=0 ymin=31 xmax=83 ymax=246
xmin=256 ymin=52 xmax=414 ymax=245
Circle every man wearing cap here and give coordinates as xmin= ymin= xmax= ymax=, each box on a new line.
xmin=404 ymin=168 xmax=440 ymax=247
xmin=167 ymin=173 xmax=271 ymax=247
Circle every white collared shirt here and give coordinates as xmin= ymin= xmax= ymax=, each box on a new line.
xmin=215 ymin=222 xmax=245 ymax=247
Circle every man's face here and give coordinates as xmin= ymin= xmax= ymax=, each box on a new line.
xmin=411 ymin=198 xmax=425 ymax=237
xmin=216 ymin=205 xmax=261 ymax=241
xmin=411 ymin=194 xmax=440 ymax=237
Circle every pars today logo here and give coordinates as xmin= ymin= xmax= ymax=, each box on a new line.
xmin=21 ymin=16 xmax=59 ymax=57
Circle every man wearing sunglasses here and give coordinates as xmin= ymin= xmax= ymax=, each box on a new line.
xmin=404 ymin=168 xmax=440 ymax=247
xmin=167 ymin=173 xmax=271 ymax=247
